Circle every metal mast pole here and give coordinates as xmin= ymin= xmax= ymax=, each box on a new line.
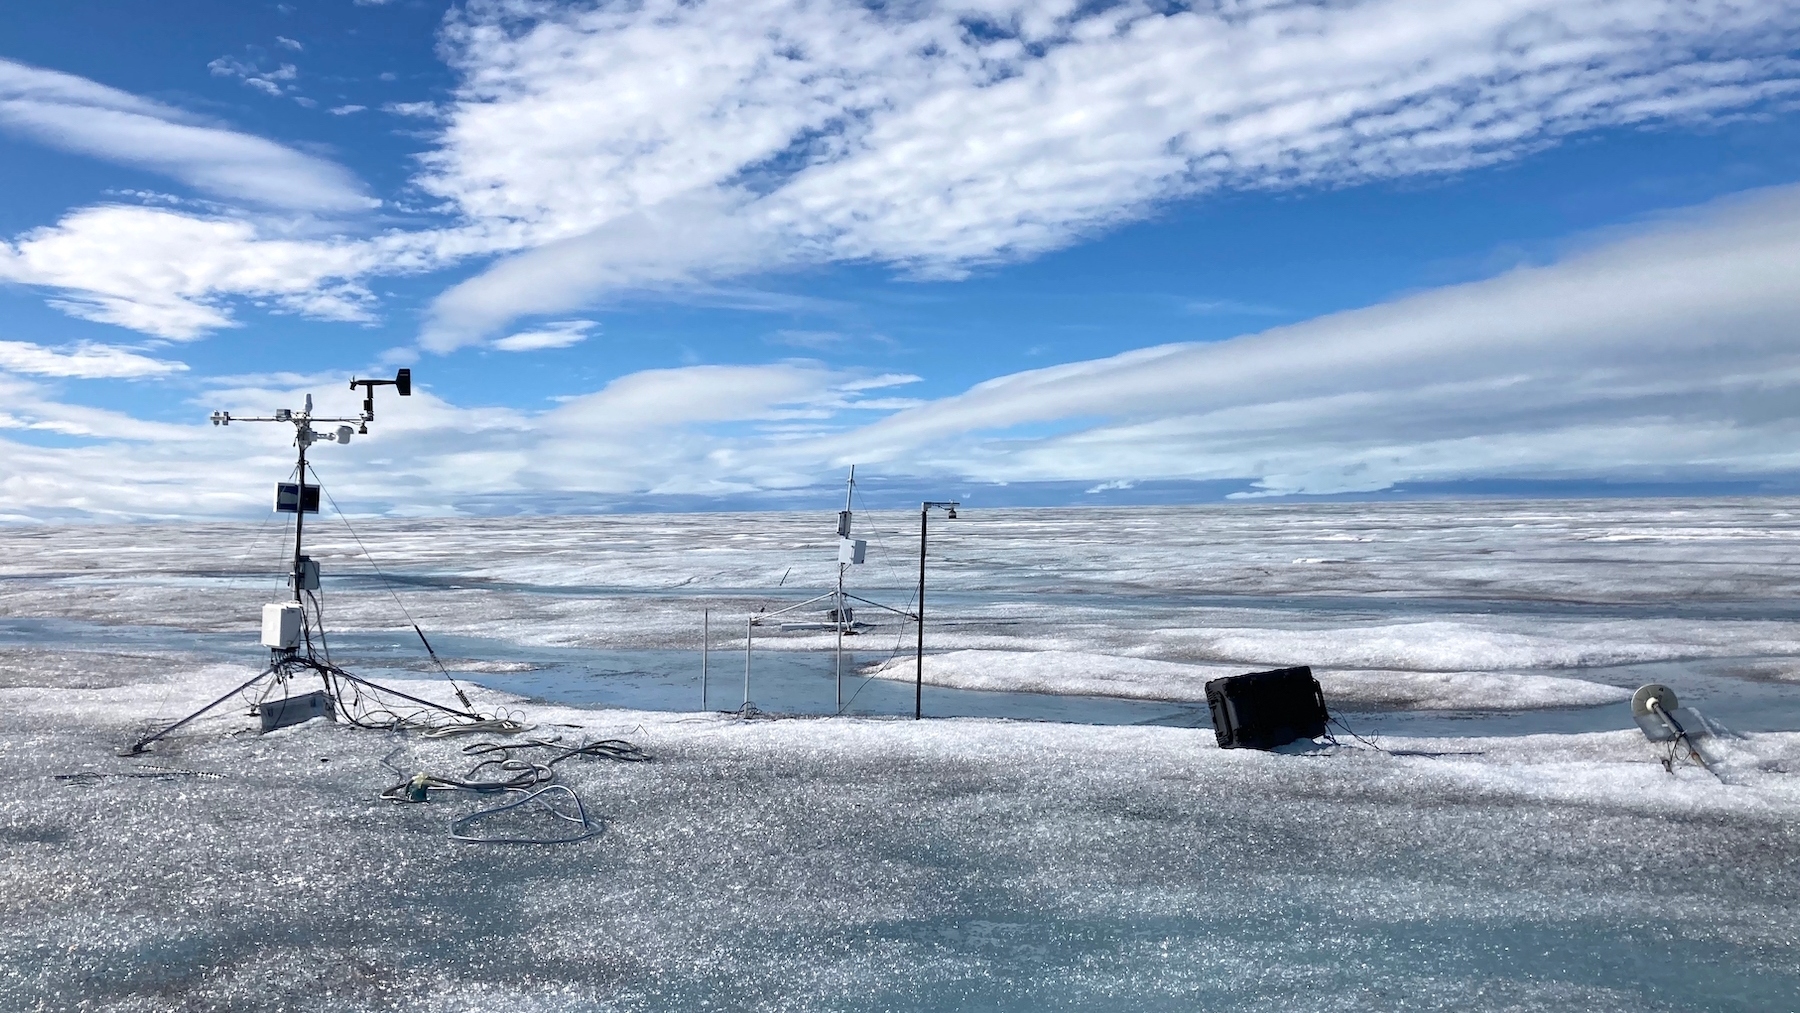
xmin=911 ymin=500 xmax=958 ymax=721
xmin=292 ymin=439 xmax=307 ymax=605
xmin=915 ymin=505 xmax=927 ymax=720
xmin=836 ymin=561 xmax=844 ymax=710
xmin=701 ymin=608 xmax=709 ymax=710
xmin=837 ymin=465 xmax=853 ymax=711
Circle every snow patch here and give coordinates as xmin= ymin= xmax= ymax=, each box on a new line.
xmin=864 ymin=649 xmax=1629 ymax=710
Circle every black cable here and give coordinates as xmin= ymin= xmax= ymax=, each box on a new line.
xmin=380 ymin=735 xmax=650 ymax=847
xmin=1326 ymin=715 xmax=1383 ymax=752
xmin=260 ymin=651 xmax=514 ymax=735
xmin=449 ymin=784 xmax=600 ymax=845
xmin=380 ymin=736 xmax=648 ymax=798
xmin=1652 ymin=704 xmax=1713 ymax=775
xmin=56 ymin=768 xmax=225 ymax=785
xmin=1325 ymin=716 xmax=1484 ymax=758
xmin=307 ymin=587 xmax=332 ymax=667
xmin=837 ymin=577 xmax=921 ymax=714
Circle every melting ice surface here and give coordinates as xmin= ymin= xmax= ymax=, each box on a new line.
xmin=2 ymin=499 xmax=1800 ymax=1010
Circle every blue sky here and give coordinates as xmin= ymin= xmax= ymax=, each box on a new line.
xmin=3 ymin=0 xmax=1800 ymax=519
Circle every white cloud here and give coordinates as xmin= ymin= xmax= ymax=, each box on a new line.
xmin=276 ymin=37 xmax=304 ymax=52
xmin=11 ymin=184 xmax=1800 ymax=515
xmin=329 ymin=104 xmax=367 ymax=116
xmin=0 ymin=373 xmax=198 ymax=446
xmin=0 ymin=363 xmax=901 ymax=517
xmin=768 ymin=330 xmax=849 ymax=351
xmin=0 ymin=58 xmax=371 ymax=212
xmin=492 ymin=319 xmax=594 ymax=351
xmin=421 ymin=195 xmax=777 ymax=351
xmin=384 ymin=101 xmax=442 ymax=118
xmin=209 ymin=55 xmax=299 ymax=98
xmin=1186 ymin=299 xmax=1284 ymax=318
xmin=825 ymin=184 xmax=1800 ymax=494
xmin=416 ymin=0 xmax=1800 ymax=343
xmin=0 ymin=205 xmax=379 ymax=339
xmin=0 ymin=340 xmax=187 ymax=379
xmin=9 ymin=3 xmax=1797 ymax=352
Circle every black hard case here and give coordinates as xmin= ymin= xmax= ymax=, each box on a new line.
xmin=1204 ymin=666 xmax=1329 ymax=750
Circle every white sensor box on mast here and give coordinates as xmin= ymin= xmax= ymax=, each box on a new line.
xmin=262 ymin=602 xmax=303 ymax=649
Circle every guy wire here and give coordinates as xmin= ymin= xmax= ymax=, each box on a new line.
xmin=839 ymin=484 xmax=929 ymax=715
xmin=307 ymin=463 xmax=475 ymax=712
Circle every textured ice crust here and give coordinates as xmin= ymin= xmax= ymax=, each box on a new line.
xmin=2 ymin=664 xmax=1798 ymax=1012
xmin=9 ymin=502 xmax=1800 ymax=707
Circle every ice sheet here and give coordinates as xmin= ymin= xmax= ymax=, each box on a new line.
xmin=10 ymin=500 xmax=1800 ymax=665
xmin=5 ymin=499 xmax=1800 ymax=725
xmin=4 ymin=500 xmax=1800 ymax=1008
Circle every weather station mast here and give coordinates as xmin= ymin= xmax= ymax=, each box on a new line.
xmin=127 ymin=368 xmax=484 ymax=754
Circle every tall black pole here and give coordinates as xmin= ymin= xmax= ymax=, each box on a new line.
xmin=915 ymin=505 xmax=927 ymax=720
xmin=292 ymin=439 xmax=307 ymax=604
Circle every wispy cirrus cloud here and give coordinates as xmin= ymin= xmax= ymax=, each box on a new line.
xmin=492 ymin=319 xmax=594 ymax=352
xmin=0 ymin=363 xmax=916 ymax=518
xmin=207 ymin=54 xmax=299 ymax=99
xmin=0 ymin=372 xmax=199 ymax=446
xmin=0 ymin=57 xmax=372 ymax=212
xmin=417 ymin=0 xmax=1800 ymax=347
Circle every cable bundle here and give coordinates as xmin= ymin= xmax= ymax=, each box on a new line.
xmin=381 ymin=736 xmax=650 ymax=844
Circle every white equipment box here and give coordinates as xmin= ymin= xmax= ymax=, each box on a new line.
xmin=262 ymin=602 xmax=303 ymax=649
xmin=838 ymin=538 xmax=867 ymax=565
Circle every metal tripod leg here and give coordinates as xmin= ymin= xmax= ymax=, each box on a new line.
xmin=123 ymin=663 xmax=278 ymax=755
xmin=126 ymin=650 xmax=484 ymax=754
xmin=317 ymin=662 xmax=482 ymax=721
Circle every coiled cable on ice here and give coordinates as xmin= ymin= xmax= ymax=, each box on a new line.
xmin=381 ymin=736 xmax=650 ymax=844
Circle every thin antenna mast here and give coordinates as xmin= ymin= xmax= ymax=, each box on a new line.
xmin=749 ymin=465 xmax=910 ymax=715
xmin=836 ymin=465 xmax=854 ymax=710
